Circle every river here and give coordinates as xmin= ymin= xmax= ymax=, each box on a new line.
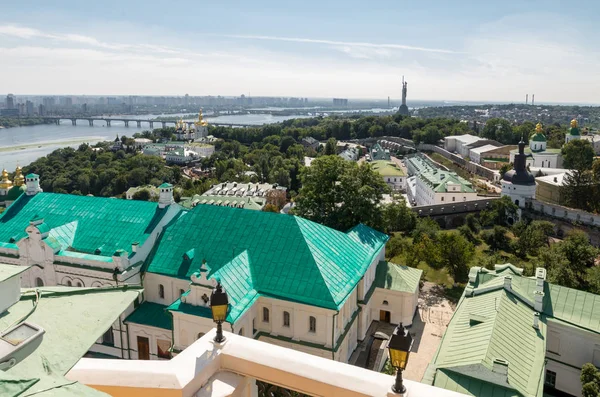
xmin=0 ymin=113 xmax=310 ymax=170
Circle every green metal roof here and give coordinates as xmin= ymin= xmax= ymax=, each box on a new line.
xmin=6 ymin=185 xmax=25 ymax=201
xmin=374 ymin=261 xmax=422 ymax=293
xmin=0 ymin=286 xmax=141 ymax=397
xmin=0 ymin=193 xmax=172 ymax=256
xmin=476 ymin=268 xmax=600 ymax=333
xmin=0 ymin=263 xmax=28 ymax=282
xmin=568 ymin=126 xmax=580 ymax=136
xmin=158 ymin=182 xmax=172 ymax=188
xmin=147 ymin=205 xmax=388 ymax=312
xmin=434 ymin=369 xmax=520 ymax=397
xmin=179 ymin=194 xmax=265 ymax=211
xmin=125 ymin=302 xmax=172 ymax=330
xmin=370 ymin=160 xmax=406 ymax=177
xmin=431 ymin=288 xmax=546 ymax=397
xmin=417 ymin=170 xmax=475 ymax=194
xmin=25 ymin=173 xmax=38 ymax=178
xmin=530 ymin=133 xmax=547 ymax=142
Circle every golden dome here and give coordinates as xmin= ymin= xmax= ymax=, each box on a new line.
xmin=571 ymin=119 xmax=578 ymax=128
xmin=535 ymin=123 xmax=543 ymax=133
xmin=0 ymin=169 xmax=13 ymax=190
xmin=195 ymin=109 xmax=208 ymax=127
xmin=13 ymin=165 xmax=24 ymax=186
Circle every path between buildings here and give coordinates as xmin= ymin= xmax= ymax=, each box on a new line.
xmin=350 ymin=282 xmax=455 ymax=382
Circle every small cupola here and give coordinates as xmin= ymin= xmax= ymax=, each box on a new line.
xmin=158 ymin=182 xmax=174 ymax=208
xmin=25 ymin=173 xmax=42 ymax=196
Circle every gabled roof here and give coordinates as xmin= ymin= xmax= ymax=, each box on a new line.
xmin=431 ymin=288 xmax=545 ymax=397
xmin=147 ymin=205 xmax=388 ymax=311
xmin=374 ymin=261 xmax=422 ymax=293
xmin=0 ymin=193 xmax=173 ymax=256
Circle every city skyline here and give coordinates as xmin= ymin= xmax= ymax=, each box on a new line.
xmin=1 ymin=0 xmax=599 ymax=102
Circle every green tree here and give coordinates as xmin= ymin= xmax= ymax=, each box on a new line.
xmin=586 ymin=266 xmax=600 ymax=295
xmin=262 ymin=203 xmax=280 ymax=213
xmin=482 ymin=118 xmax=514 ymax=144
xmin=465 ymin=213 xmax=481 ymax=233
xmin=382 ymin=201 xmax=417 ymax=234
xmin=581 ymin=363 xmax=600 ymax=397
xmin=490 ymin=196 xmax=518 ymax=226
xmin=412 ymin=218 xmax=440 ymax=243
xmin=499 ymin=163 xmax=512 ymax=178
xmin=513 ymin=220 xmax=554 ymax=257
xmin=132 ymin=189 xmax=151 ymax=201
xmin=293 ymin=156 xmax=389 ymax=231
xmin=324 ymin=138 xmax=337 ymax=155
xmin=482 ymin=225 xmax=510 ymax=252
xmin=562 ymin=139 xmax=594 ymax=170
xmin=435 ymin=231 xmax=475 ymax=283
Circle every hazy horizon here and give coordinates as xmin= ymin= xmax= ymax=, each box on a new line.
xmin=1 ymin=1 xmax=598 ymax=103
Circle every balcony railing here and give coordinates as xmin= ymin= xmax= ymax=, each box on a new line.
xmin=67 ymin=328 xmax=468 ymax=397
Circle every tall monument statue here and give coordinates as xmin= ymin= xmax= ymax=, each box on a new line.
xmin=397 ymin=76 xmax=409 ymax=116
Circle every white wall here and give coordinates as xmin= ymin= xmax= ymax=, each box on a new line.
xmin=0 ymin=275 xmax=21 ymax=314
xmin=545 ymin=320 xmax=600 ymax=397
xmin=144 ymin=273 xmax=191 ymax=305
xmin=126 ymin=323 xmax=173 ymax=360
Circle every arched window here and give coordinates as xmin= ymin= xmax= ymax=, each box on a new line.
xmin=197 ymin=332 xmax=205 ymax=340
xmin=76 ymin=281 xmax=83 ymax=287
xmin=382 ymin=300 xmax=389 ymax=306
xmin=159 ymin=284 xmax=165 ymax=299
xmin=263 ymin=307 xmax=270 ymax=323
xmin=35 ymin=277 xmax=44 ymax=287
xmin=238 ymin=328 xmax=244 ymax=336
xmin=179 ymin=289 xmax=185 ymax=297
xmin=67 ymin=280 xmax=72 ymax=287
xmin=309 ymin=316 xmax=316 ymax=333
xmin=283 ymin=311 xmax=290 ymax=327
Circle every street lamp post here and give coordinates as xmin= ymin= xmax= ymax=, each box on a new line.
xmin=387 ymin=323 xmax=413 ymax=394
xmin=210 ymin=282 xmax=229 ymax=343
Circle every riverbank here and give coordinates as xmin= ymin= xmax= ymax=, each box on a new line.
xmin=0 ymin=118 xmax=53 ymax=128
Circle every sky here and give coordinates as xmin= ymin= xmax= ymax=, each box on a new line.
xmin=0 ymin=0 xmax=599 ymax=103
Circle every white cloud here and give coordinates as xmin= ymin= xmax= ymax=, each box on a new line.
xmin=226 ymin=34 xmax=463 ymax=54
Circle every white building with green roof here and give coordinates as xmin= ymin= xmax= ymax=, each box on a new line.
xmin=371 ymin=160 xmax=407 ymax=191
xmin=0 ymin=177 xmax=181 ymax=294
xmin=426 ymin=264 xmax=600 ymax=397
xmin=509 ymin=123 xmax=563 ymax=169
xmin=415 ymin=169 xmax=477 ymax=206
xmin=136 ymin=205 xmax=422 ymax=363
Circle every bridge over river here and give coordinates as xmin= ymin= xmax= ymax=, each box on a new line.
xmin=30 ymin=117 xmax=255 ymax=129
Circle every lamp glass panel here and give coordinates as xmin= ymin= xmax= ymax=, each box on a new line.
xmin=212 ymin=304 xmax=228 ymax=322
xmin=389 ymin=349 xmax=409 ymax=370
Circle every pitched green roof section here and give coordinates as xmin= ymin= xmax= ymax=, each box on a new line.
xmin=0 ymin=263 xmax=28 ymax=282
xmin=147 ymin=205 xmax=387 ymax=310
xmin=417 ymin=170 xmax=475 ymax=194
xmin=0 ymin=193 xmax=172 ymax=256
xmin=434 ymin=369 xmax=520 ymax=397
xmin=432 ymin=288 xmax=545 ymax=397
xmin=125 ymin=302 xmax=172 ymax=330
xmin=0 ymin=286 xmax=141 ymax=396
xmin=371 ymin=160 xmax=405 ymax=177
xmin=374 ymin=261 xmax=422 ymax=293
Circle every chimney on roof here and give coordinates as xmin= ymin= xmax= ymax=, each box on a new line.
xmin=503 ymin=275 xmax=512 ymax=291
xmin=533 ymin=312 xmax=540 ymax=330
xmin=535 ymin=267 xmax=546 ymax=288
xmin=534 ymin=290 xmax=545 ymax=312
xmin=131 ymin=242 xmax=139 ymax=253
xmin=158 ymin=183 xmax=174 ymax=209
xmin=492 ymin=358 xmax=509 ymax=376
xmin=26 ymin=173 xmax=42 ymax=196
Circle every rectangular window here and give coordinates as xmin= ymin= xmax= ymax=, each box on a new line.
xmin=545 ymin=370 xmax=556 ymax=388
xmin=283 ymin=311 xmax=290 ymax=327
xmin=157 ymin=339 xmax=171 ymax=359
xmin=102 ymin=327 xmax=114 ymax=346
xmin=309 ymin=316 xmax=316 ymax=333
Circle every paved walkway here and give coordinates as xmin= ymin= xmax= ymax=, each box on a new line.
xmin=403 ymin=282 xmax=455 ymax=382
xmin=350 ymin=282 xmax=456 ymax=381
